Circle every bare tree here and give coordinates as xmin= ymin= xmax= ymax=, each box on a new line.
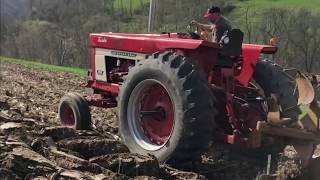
xmin=258 ymin=9 xmax=320 ymax=72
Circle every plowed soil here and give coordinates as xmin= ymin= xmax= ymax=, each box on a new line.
xmin=0 ymin=63 xmax=319 ymax=179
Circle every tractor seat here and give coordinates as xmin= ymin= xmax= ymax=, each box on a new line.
xmin=220 ymin=29 xmax=244 ymax=57
xmin=215 ymin=29 xmax=244 ymax=68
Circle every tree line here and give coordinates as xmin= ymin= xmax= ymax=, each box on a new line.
xmin=1 ymin=0 xmax=319 ymax=73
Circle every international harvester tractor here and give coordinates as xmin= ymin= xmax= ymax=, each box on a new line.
xmin=58 ymin=29 xmax=320 ymax=166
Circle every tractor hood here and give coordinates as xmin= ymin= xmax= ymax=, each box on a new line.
xmin=90 ymin=33 xmax=277 ymax=55
xmin=90 ymin=33 xmax=220 ymax=54
xmin=90 ymin=33 xmax=278 ymax=87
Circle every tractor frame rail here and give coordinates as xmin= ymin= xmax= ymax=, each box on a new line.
xmin=257 ymin=121 xmax=320 ymax=143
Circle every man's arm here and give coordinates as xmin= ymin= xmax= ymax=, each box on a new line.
xmin=197 ymin=23 xmax=213 ymax=31
xmin=191 ymin=20 xmax=213 ymax=32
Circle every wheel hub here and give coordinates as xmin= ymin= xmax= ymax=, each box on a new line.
xmin=140 ymin=108 xmax=166 ymax=121
xmin=127 ymin=80 xmax=174 ymax=150
xmin=62 ymin=105 xmax=75 ymax=127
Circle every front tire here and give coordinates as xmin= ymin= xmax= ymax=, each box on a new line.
xmin=119 ymin=52 xmax=216 ymax=162
xmin=58 ymin=92 xmax=92 ymax=130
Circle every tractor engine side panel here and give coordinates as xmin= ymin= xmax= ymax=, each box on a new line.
xmin=95 ymin=54 xmax=107 ymax=82
xmin=93 ymin=48 xmax=147 ymax=83
xmin=87 ymin=48 xmax=150 ymax=97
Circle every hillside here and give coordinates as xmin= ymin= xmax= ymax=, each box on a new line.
xmin=1 ymin=0 xmax=319 ymax=73
xmin=241 ymin=0 xmax=320 ymax=11
xmin=112 ymin=0 xmax=320 ymax=11
xmin=113 ymin=0 xmax=149 ymax=11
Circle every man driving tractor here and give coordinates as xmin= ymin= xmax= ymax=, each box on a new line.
xmin=191 ymin=5 xmax=232 ymax=43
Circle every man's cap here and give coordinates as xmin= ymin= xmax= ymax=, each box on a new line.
xmin=208 ymin=6 xmax=221 ymax=13
xmin=203 ymin=5 xmax=221 ymax=19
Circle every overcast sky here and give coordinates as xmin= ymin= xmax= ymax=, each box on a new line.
xmin=1 ymin=0 xmax=31 ymax=25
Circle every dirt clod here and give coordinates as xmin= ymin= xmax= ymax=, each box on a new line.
xmin=0 ymin=168 xmax=20 ymax=179
xmin=57 ymin=137 xmax=129 ymax=159
xmin=39 ymin=126 xmax=76 ymax=141
xmin=2 ymin=147 xmax=58 ymax=177
xmin=90 ymin=153 xmax=160 ymax=177
xmin=48 ymin=148 xmax=104 ymax=174
xmin=31 ymin=137 xmax=56 ymax=155
xmin=160 ymin=164 xmax=207 ymax=180
xmin=0 ymin=122 xmax=23 ymax=133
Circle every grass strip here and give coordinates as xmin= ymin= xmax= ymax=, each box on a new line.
xmin=0 ymin=56 xmax=87 ymax=77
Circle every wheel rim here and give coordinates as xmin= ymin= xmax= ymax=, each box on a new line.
xmin=62 ymin=104 xmax=75 ymax=128
xmin=127 ymin=79 xmax=174 ymax=151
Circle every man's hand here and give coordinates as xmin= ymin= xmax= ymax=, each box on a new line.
xmin=190 ymin=20 xmax=212 ymax=32
xmin=190 ymin=20 xmax=198 ymax=26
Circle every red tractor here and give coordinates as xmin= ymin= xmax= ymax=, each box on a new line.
xmin=58 ymin=30 xmax=320 ymax=166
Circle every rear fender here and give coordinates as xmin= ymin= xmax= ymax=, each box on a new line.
xmin=176 ymin=46 xmax=218 ymax=75
xmin=236 ymin=44 xmax=277 ymax=87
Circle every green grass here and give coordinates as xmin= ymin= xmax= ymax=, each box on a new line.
xmin=299 ymin=105 xmax=309 ymax=120
xmin=0 ymin=56 xmax=87 ymax=77
xmin=113 ymin=0 xmax=320 ymax=12
xmin=113 ymin=0 xmax=149 ymax=12
xmin=239 ymin=0 xmax=320 ymax=11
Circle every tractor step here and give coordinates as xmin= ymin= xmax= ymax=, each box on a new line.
xmin=85 ymin=95 xmax=117 ymax=108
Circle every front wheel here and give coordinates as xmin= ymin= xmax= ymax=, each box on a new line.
xmin=119 ymin=52 xmax=216 ymax=162
xmin=58 ymin=92 xmax=92 ymax=130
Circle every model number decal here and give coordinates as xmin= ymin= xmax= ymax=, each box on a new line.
xmin=97 ymin=70 xmax=104 ymax=75
xmin=111 ymin=51 xmax=137 ymax=58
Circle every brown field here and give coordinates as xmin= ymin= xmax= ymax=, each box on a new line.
xmin=0 ymin=63 xmax=319 ymax=179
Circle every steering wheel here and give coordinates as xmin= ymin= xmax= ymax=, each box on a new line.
xmin=187 ymin=25 xmax=201 ymax=39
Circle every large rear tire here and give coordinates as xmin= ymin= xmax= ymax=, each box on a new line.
xmin=119 ymin=52 xmax=216 ymax=162
xmin=253 ymin=60 xmax=301 ymax=120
